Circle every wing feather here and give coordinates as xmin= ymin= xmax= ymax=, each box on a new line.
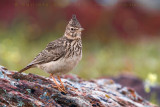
xmin=30 ymin=38 xmax=66 ymax=65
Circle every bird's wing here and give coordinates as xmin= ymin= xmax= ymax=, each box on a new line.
xmin=30 ymin=38 xmax=66 ymax=65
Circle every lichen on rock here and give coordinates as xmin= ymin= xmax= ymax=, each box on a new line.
xmin=0 ymin=65 xmax=157 ymax=107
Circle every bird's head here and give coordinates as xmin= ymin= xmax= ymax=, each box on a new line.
xmin=64 ymin=15 xmax=84 ymax=40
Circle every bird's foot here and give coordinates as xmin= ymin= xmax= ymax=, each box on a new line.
xmin=51 ymin=83 xmax=67 ymax=94
xmin=50 ymin=74 xmax=68 ymax=93
xmin=60 ymin=85 xmax=68 ymax=94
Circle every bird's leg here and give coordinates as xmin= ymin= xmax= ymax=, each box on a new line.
xmin=50 ymin=74 xmax=66 ymax=93
xmin=50 ymin=74 xmax=61 ymax=89
xmin=57 ymin=76 xmax=78 ymax=92
xmin=57 ymin=76 xmax=66 ymax=91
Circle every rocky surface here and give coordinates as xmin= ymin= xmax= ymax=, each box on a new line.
xmin=0 ymin=65 xmax=157 ymax=107
xmin=111 ymin=74 xmax=160 ymax=105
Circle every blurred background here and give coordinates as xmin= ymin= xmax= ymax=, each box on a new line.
xmin=0 ymin=0 xmax=160 ymax=105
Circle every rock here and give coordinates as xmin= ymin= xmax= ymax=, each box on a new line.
xmin=111 ymin=74 xmax=160 ymax=105
xmin=0 ymin=65 xmax=157 ymax=107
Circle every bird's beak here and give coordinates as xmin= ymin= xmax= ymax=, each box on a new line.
xmin=80 ymin=28 xmax=84 ymax=31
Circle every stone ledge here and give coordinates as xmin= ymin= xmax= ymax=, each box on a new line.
xmin=0 ymin=65 xmax=157 ymax=107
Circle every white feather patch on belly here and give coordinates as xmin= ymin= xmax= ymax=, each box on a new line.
xmin=37 ymin=55 xmax=82 ymax=75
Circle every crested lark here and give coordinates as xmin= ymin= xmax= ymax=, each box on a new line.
xmin=18 ymin=15 xmax=84 ymax=93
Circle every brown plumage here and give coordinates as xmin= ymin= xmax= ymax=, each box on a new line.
xmin=19 ymin=64 xmax=33 ymax=73
xmin=18 ymin=15 xmax=84 ymax=93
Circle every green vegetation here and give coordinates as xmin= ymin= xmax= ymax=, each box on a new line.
xmin=0 ymin=25 xmax=160 ymax=83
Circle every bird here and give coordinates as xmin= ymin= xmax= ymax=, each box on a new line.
xmin=18 ymin=15 xmax=84 ymax=93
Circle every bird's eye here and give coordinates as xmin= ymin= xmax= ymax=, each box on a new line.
xmin=71 ymin=28 xmax=74 ymax=31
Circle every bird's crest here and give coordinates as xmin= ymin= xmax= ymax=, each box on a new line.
xmin=68 ymin=15 xmax=81 ymax=28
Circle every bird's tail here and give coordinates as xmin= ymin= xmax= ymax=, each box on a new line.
xmin=19 ymin=64 xmax=33 ymax=73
